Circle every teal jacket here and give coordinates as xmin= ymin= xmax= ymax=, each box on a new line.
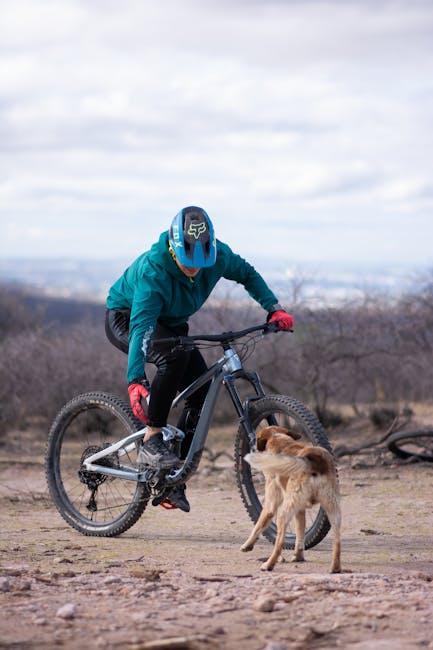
xmin=107 ymin=232 xmax=279 ymax=383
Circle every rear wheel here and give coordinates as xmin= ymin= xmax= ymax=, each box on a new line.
xmin=45 ymin=392 xmax=149 ymax=537
xmin=234 ymin=394 xmax=333 ymax=549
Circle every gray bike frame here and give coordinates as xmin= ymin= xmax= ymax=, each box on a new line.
xmin=83 ymin=347 xmax=268 ymax=486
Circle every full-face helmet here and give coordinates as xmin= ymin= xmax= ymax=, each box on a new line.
xmin=169 ymin=206 xmax=216 ymax=268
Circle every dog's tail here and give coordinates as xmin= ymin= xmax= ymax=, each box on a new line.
xmin=244 ymin=452 xmax=308 ymax=477
xmin=299 ymin=447 xmax=335 ymax=475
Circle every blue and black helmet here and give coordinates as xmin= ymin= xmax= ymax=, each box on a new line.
xmin=169 ymin=206 xmax=216 ymax=268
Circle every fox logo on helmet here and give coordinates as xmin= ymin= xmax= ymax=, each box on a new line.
xmin=187 ymin=222 xmax=207 ymax=240
xmin=169 ymin=206 xmax=216 ymax=269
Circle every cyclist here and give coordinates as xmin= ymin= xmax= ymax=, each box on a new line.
xmin=105 ymin=206 xmax=294 ymax=511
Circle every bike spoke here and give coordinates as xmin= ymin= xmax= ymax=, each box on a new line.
xmin=56 ymin=407 xmax=138 ymax=525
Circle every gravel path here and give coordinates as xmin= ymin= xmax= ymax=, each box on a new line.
xmin=1 ymin=452 xmax=433 ymax=649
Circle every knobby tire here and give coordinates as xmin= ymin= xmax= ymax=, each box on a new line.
xmin=45 ymin=392 xmax=149 ymax=537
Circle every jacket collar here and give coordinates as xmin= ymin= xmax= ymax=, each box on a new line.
xmin=155 ymin=231 xmax=200 ymax=286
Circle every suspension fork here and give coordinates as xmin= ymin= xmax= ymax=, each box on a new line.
xmin=223 ymin=371 xmax=278 ymax=447
xmin=245 ymin=371 xmax=279 ymax=426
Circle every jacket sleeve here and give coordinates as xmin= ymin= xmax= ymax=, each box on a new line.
xmin=127 ymin=283 xmax=164 ymax=384
xmin=221 ymin=243 xmax=279 ymax=312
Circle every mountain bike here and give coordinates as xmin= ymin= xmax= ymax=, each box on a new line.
xmin=45 ymin=322 xmax=333 ymax=549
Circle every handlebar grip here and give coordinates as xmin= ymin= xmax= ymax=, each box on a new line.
xmin=264 ymin=322 xmax=279 ymax=333
xmin=264 ymin=322 xmax=294 ymax=334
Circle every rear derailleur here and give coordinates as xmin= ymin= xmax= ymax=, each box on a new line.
xmin=78 ymin=443 xmax=119 ymax=512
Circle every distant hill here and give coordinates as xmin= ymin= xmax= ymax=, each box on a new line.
xmin=0 ymin=282 xmax=105 ymax=329
xmin=23 ymin=292 xmax=105 ymax=327
xmin=0 ymin=257 xmax=425 ymax=306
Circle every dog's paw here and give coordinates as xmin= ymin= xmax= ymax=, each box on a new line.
xmin=330 ymin=565 xmax=341 ymax=574
xmin=291 ymin=553 xmax=305 ymax=563
xmin=260 ymin=561 xmax=274 ymax=572
xmin=240 ymin=543 xmax=254 ymax=552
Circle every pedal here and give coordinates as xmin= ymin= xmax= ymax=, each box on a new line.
xmin=159 ymin=501 xmax=177 ymax=510
xmin=151 ymin=490 xmax=169 ymax=507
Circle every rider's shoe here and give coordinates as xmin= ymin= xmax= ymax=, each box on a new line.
xmin=138 ymin=432 xmax=180 ymax=470
xmin=161 ymin=484 xmax=190 ymax=513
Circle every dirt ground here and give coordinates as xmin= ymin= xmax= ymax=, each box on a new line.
xmin=0 ymin=427 xmax=432 ymax=650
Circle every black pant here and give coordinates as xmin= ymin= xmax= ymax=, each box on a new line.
xmin=105 ymin=309 xmax=210 ymax=454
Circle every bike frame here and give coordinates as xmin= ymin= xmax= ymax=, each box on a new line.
xmin=83 ymin=345 xmax=275 ymax=486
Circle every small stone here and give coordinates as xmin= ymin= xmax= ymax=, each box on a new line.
xmin=130 ymin=637 xmax=141 ymax=646
xmin=132 ymin=612 xmax=148 ymax=624
xmin=56 ymin=603 xmax=77 ymax=620
xmin=130 ymin=589 xmax=142 ymax=597
xmin=54 ymin=557 xmax=73 ymax=564
xmin=129 ymin=568 xmax=161 ymax=581
xmin=0 ymin=578 xmax=11 ymax=592
xmin=212 ymin=626 xmax=226 ymax=635
xmin=119 ymin=586 xmax=131 ymax=596
xmin=63 ymin=545 xmax=82 ymax=550
xmin=34 ymin=618 xmax=47 ymax=626
xmin=254 ymin=595 xmax=276 ymax=613
xmin=412 ymin=572 xmax=432 ymax=582
xmin=3 ymin=566 xmax=26 ymax=576
xmin=263 ymin=643 xmax=289 ymax=650
xmin=102 ymin=576 xmax=118 ymax=584
xmin=360 ymin=528 xmax=383 ymax=536
xmin=17 ymin=580 xmax=31 ymax=591
xmin=34 ymin=575 xmax=54 ymax=585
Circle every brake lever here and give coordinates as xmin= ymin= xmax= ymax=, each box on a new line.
xmin=264 ymin=322 xmax=279 ymax=334
xmin=264 ymin=323 xmax=294 ymax=334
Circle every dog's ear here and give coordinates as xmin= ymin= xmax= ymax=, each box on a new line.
xmin=256 ymin=428 xmax=274 ymax=452
xmin=266 ymin=425 xmax=303 ymax=441
xmin=256 ymin=425 xmax=303 ymax=450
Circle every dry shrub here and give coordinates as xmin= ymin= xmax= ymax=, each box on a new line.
xmin=1 ymin=272 xmax=433 ymax=436
xmin=0 ymin=322 xmax=127 ymax=437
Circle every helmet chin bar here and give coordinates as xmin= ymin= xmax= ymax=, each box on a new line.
xmin=169 ymin=242 xmax=201 ymax=276
xmin=169 ymin=206 xmax=216 ymax=268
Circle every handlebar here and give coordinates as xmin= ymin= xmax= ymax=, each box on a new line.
xmin=152 ymin=322 xmax=291 ymax=347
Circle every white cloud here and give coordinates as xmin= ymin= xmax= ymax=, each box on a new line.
xmin=0 ymin=0 xmax=432 ymax=265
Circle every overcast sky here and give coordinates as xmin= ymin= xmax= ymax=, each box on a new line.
xmin=1 ymin=0 xmax=433 ymax=267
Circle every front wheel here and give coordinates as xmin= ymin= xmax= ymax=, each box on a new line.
xmin=45 ymin=392 xmax=150 ymax=537
xmin=234 ymin=394 xmax=333 ymax=549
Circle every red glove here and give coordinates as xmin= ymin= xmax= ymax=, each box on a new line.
xmin=268 ymin=309 xmax=294 ymax=331
xmin=128 ymin=383 xmax=150 ymax=423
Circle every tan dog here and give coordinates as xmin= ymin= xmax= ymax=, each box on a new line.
xmin=241 ymin=426 xmax=341 ymax=573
